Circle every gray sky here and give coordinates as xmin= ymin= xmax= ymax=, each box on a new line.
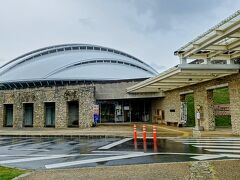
xmin=0 ymin=0 xmax=239 ymax=72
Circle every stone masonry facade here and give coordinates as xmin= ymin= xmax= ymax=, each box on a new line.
xmin=151 ymin=73 xmax=240 ymax=135
xmin=0 ymin=85 xmax=95 ymax=128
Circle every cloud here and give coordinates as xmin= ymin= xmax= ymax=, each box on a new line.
xmin=128 ymin=0 xmax=224 ymax=33
xmin=78 ymin=18 xmax=93 ymax=28
xmin=0 ymin=0 xmax=239 ymax=70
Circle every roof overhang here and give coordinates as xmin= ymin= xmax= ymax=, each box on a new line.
xmin=126 ymin=64 xmax=239 ymax=93
xmin=127 ymin=11 xmax=240 ymax=94
xmin=174 ymin=10 xmax=240 ymax=61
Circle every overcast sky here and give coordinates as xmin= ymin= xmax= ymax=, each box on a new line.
xmin=0 ymin=0 xmax=239 ymax=72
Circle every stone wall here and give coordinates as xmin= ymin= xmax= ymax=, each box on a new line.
xmin=151 ymin=73 xmax=240 ymax=135
xmin=0 ymin=85 xmax=95 ymax=128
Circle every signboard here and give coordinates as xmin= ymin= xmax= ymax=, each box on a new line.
xmin=214 ymin=104 xmax=230 ymax=116
xmin=93 ymin=105 xmax=100 ymax=123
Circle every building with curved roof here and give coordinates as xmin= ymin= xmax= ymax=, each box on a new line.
xmin=0 ymin=44 xmax=157 ymax=87
xmin=0 ymin=44 xmax=159 ymax=128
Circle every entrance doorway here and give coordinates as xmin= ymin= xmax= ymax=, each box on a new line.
xmin=100 ymin=103 xmax=115 ymax=123
xmin=4 ymin=104 xmax=13 ymax=127
xmin=98 ymin=99 xmax=151 ymax=123
xmin=45 ymin=102 xmax=55 ymax=127
xmin=67 ymin=101 xmax=79 ymax=127
xmin=23 ymin=103 xmax=34 ymax=127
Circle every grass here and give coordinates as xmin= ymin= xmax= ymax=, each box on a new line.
xmin=0 ymin=166 xmax=27 ymax=180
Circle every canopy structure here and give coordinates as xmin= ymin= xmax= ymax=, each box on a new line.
xmin=127 ymin=10 xmax=240 ymax=93
xmin=175 ymin=10 xmax=240 ymax=61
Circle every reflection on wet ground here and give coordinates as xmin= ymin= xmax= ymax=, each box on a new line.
xmin=0 ymin=137 xmax=239 ymax=169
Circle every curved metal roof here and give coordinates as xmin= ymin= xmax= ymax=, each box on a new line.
xmin=0 ymin=44 xmax=158 ymax=84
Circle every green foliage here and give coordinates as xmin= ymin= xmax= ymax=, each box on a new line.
xmin=215 ymin=116 xmax=231 ymax=127
xmin=213 ymin=87 xmax=230 ymax=104
xmin=186 ymin=94 xmax=195 ymax=127
xmin=0 ymin=166 xmax=27 ymax=180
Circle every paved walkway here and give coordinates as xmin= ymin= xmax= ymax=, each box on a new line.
xmin=0 ymin=124 xmax=235 ymax=138
xmin=19 ymin=159 xmax=240 ymax=180
xmin=0 ymin=124 xmax=186 ymax=137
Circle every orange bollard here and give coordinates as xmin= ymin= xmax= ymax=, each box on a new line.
xmin=153 ymin=125 xmax=158 ymax=152
xmin=153 ymin=125 xmax=157 ymax=142
xmin=143 ymin=124 xmax=147 ymax=142
xmin=133 ymin=124 xmax=137 ymax=141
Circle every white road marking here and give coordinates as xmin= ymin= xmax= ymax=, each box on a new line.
xmin=176 ymin=139 xmax=240 ymax=141
xmin=219 ymin=154 xmax=240 ymax=158
xmin=205 ymin=149 xmax=240 ymax=153
xmin=45 ymin=152 xmax=156 ymax=169
xmin=2 ymin=140 xmax=32 ymax=148
xmin=193 ymin=145 xmax=240 ymax=149
xmin=16 ymin=148 xmax=50 ymax=152
xmin=0 ymin=154 xmax=79 ymax=164
xmin=176 ymin=138 xmax=240 ymax=141
xmin=93 ymin=150 xmax=140 ymax=154
xmin=98 ymin=138 xmax=132 ymax=150
xmin=191 ymin=154 xmax=225 ymax=160
xmin=183 ymin=143 xmax=240 ymax=146
xmin=176 ymin=140 xmax=240 ymax=143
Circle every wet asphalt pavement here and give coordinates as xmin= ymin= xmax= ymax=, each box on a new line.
xmin=0 ymin=137 xmax=239 ymax=170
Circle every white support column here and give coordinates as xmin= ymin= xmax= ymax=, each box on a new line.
xmin=180 ymin=57 xmax=187 ymax=64
xmin=203 ymin=58 xmax=211 ymax=64
xmin=226 ymin=59 xmax=234 ymax=64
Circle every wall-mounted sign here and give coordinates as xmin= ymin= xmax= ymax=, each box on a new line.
xmin=93 ymin=105 xmax=100 ymax=123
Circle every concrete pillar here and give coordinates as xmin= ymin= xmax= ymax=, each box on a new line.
xmin=55 ymin=90 xmax=67 ymax=128
xmin=33 ymin=91 xmax=44 ymax=128
xmin=13 ymin=92 xmax=23 ymax=128
xmin=205 ymin=90 xmax=215 ymax=130
xmin=179 ymin=94 xmax=186 ymax=125
xmin=229 ymin=80 xmax=240 ymax=135
xmin=79 ymin=87 xmax=95 ymax=128
xmin=194 ymin=87 xmax=215 ymax=131
xmin=33 ymin=102 xmax=44 ymax=128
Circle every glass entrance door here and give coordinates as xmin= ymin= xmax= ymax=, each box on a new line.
xmin=45 ymin=102 xmax=55 ymax=127
xmin=68 ymin=101 xmax=79 ymax=127
xmin=24 ymin=103 xmax=33 ymax=127
xmin=4 ymin=104 xmax=13 ymax=127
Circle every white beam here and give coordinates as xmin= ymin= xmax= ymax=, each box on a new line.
xmin=179 ymin=90 xmax=194 ymax=95
xmin=206 ymin=83 xmax=229 ymax=90
xmin=182 ymin=20 xmax=240 ymax=58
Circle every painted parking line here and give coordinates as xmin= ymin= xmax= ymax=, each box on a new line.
xmin=1 ymin=140 xmax=33 ymax=148
xmin=193 ymin=145 xmax=240 ymax=149
xmin=205 ymin=149 xmax=240 ymax=153
xmin=46 ymin=151 xmax=240 ymax=169
xmin=98 ymin=138 xmax=132 ymax=150
xmin=45 ymin=152 xmax=156 ymax=169
xmin=175 ymin=139 xmax=240 ymax=142
xmin=176 ymin=140 xmax=240 ymax=143
xmin=15 ymin=148 xmax=50 ymax=152
xmin=184 ymin=143 xmax=240 ymax=146
xmin=191 ymin=154 xmax=225 ymax=160
xmin=0 ymin=154 xmax=79 ymax=164
xmin=219 ymin=154 xmax=240 ymax=158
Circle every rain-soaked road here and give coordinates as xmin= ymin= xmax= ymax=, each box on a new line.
xmin=0 ymin=136 xmax=239 ymax=169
